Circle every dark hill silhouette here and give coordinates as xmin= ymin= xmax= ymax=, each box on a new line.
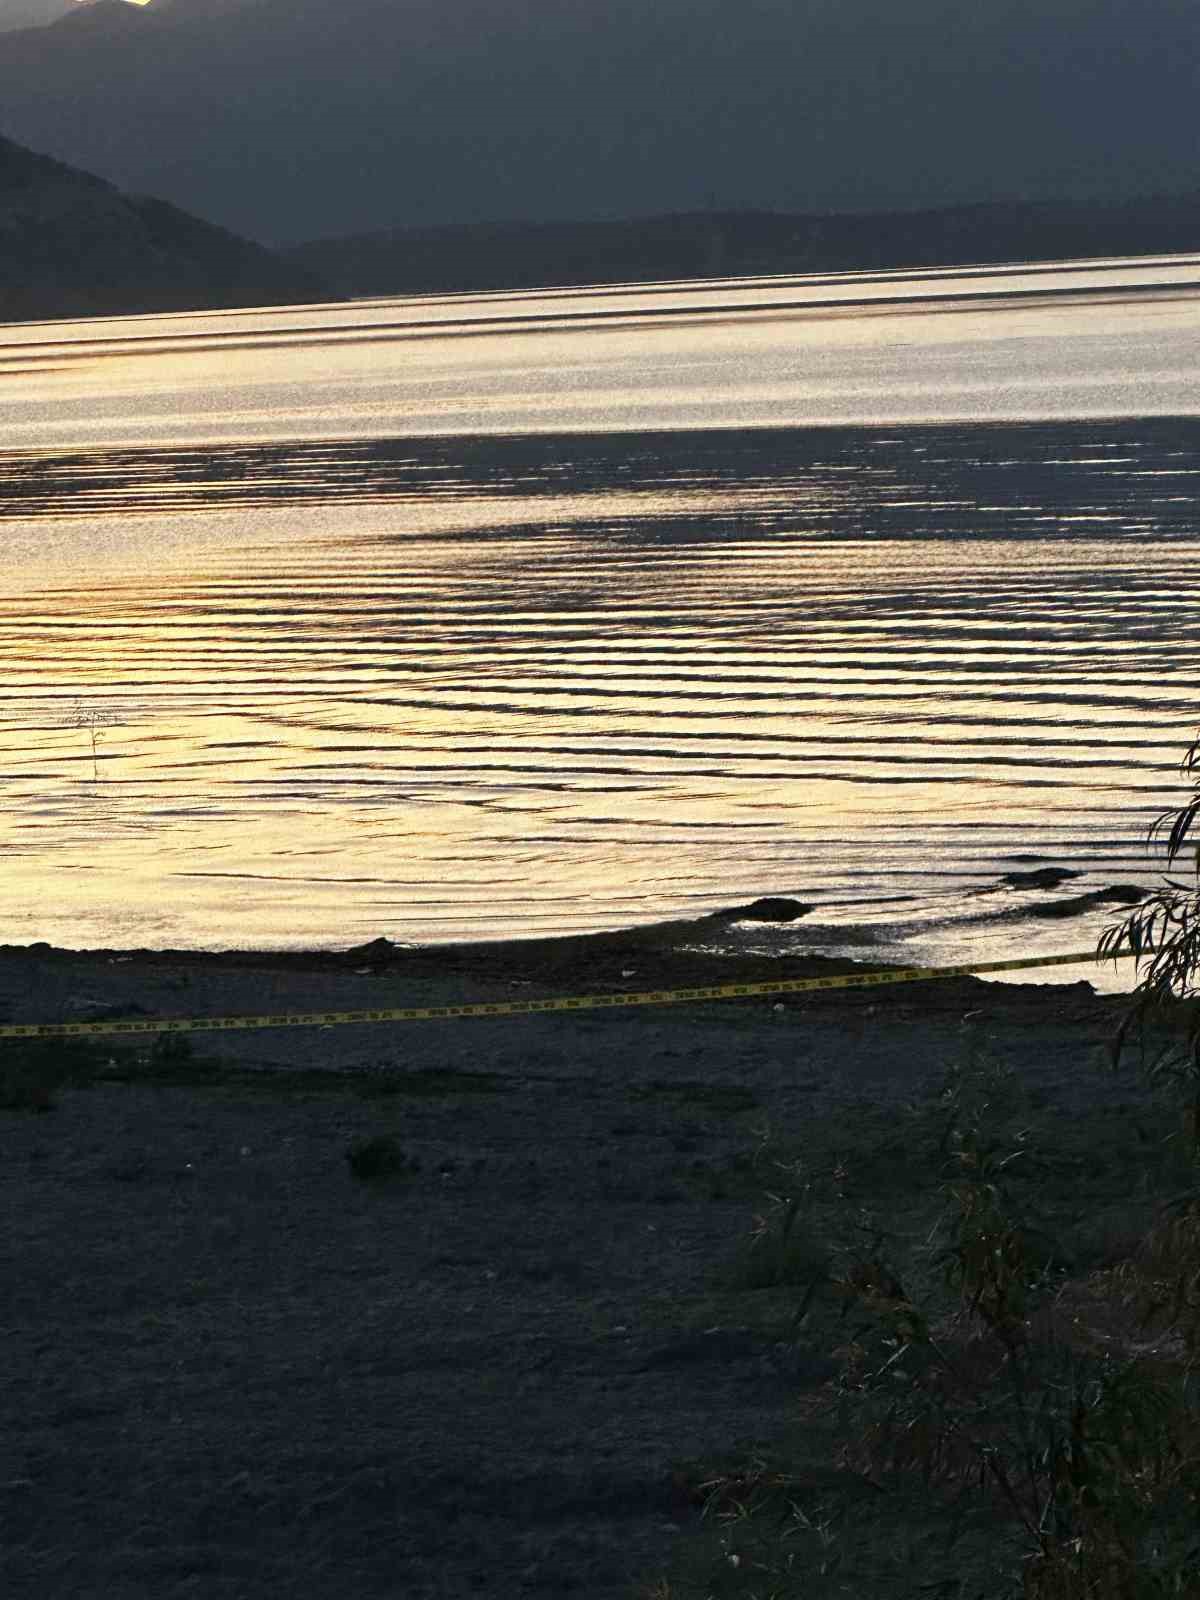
xmin=41 ymin=0 xmax=159 ymax=29
xmin=0 ymin=131 xmax=325 ymax=322
xmin=0 ymin=0 xmax=1194 ymax=246
xmin=288 ymin=197 xmax=1200 ymax=299
xmin=0 ymin=0 xmax=71 ymax=31
xmin=0 ymin=0 xmax=249 ymax=27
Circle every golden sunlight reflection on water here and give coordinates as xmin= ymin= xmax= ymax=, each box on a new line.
xmin=2 ymin=262 xmax=1199 ymax=979
xmin=4 ymin=256 xmax=1200 ymax=448
xmin=0 ymin=425 xmax=1197 ymax=987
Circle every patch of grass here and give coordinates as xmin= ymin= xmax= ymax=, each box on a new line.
xmin=726 ymin=1193 xmax=834 ymax=1293
xmin=74 ymin=1053 xmax=510 ymax=1100
xmin=148 ymin=1030 xmax=195 ymax=1070
xmin=355 ymin=1067 xmax=509 ymax=1098
xmin=677 ymin=1151 xmax=762 ymax=1204
xmin=345 ymin=1134 xmax=420 ymax=1182
xmin=630 ymin=1080 xmax=760 ymax=1114
xmin=0 ymin=1038 xmax=111 ymax=1111
xmin=647 ymin=1047 xmax=1200 ymax=1600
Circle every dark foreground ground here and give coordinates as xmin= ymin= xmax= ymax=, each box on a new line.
xmin=0 ymin=931 xmax=1168 ymax=1598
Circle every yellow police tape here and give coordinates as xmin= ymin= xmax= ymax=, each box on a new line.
xmin=0 ymin=946 xmax=1132 ymax=1042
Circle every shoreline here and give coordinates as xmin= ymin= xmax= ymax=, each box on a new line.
xmin=0 ymin=916 xmax=1137 ymax=1021
xmin=0 ymin=864 xmax=1152 ymax=1004
xmin=0 ymin=921 xmax=1138 ymax=1101
xmin=4 ymin=921 xmax=1168 ymax=1598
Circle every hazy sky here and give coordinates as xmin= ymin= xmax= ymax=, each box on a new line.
xmin=0 ymin=0 xmax=1196 ymax=243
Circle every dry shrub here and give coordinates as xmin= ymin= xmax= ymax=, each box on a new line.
xmin=1126 ymin=1200 xmax=1200 ymax=1365
xmin=830 ymin=1119 xmax=1200 ymax=1600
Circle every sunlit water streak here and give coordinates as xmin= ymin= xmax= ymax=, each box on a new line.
xmin=2 ymin=260 xmax=1199 ymax=983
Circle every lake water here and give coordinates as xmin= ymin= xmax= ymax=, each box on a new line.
xmin=2 ymin=254 xmax=1199 ymax=983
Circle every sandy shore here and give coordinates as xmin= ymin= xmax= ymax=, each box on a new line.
xmin=1 ymin=930 xmax=1148 ymax=1598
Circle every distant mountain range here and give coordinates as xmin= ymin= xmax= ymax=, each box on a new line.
xmin=0 ymin=0 xmax=1195 ymax=246
xmin=0 ymin=0 xmax=71 ymax=29
xmin=0 ymin=1 xmax=253 ymax=31
xmin=289 ymin=196 xmax=1200 ymax=300
xmin=0 ymin=131 xmax=324 ymax=322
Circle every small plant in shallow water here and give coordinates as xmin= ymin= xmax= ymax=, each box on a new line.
xmin=66 ymin=699 xmax=125 ymax=781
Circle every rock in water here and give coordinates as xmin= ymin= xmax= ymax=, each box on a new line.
xmin=344 ymin=937 xmax=399 ymax=962
xmin=710 ymin=897 xmax=813 ymax=923
xmin=1001 ymin=866 xmax=1080 ymax=890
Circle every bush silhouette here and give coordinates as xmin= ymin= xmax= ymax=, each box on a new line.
xmin=1102 ymin=728 xmax=1200 ymax=1146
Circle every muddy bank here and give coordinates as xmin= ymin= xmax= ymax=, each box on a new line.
xmin=1 ymin=932 xmax=1151 ymax=1598
xmin=0 ymin=918 xmax=1135 ymax=1032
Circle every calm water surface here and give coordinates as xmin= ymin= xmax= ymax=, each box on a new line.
xmin=2 ymin=256 xmax=1199 ymax=980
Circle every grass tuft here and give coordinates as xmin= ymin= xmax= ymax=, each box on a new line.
xmin=0 ymin=1038 xmax=109 ymax=1112
xmin=345 ymin=1134 xmax=419 ymax=1182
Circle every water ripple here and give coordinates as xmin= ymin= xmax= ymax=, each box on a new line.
xmin=1 ymin=418 xmax=1197 ymax=971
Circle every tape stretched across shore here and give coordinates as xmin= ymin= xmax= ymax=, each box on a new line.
xmin=0 ymin=947 xmax=1135 ymax=1042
